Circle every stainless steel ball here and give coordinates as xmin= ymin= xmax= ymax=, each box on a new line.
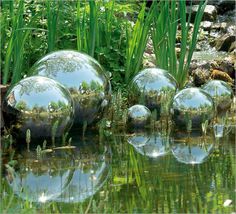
xmin=128 ymin=132 xmax=172 ymax=158
xmin=3 ymin=76 xmax=74 ymax=139
xmin=30 ymin=50 xmax=111 ymax=125
xmin=127 ymin=105 xmax=151 ymax=129
xmin=130 ymin=68 xmax=178 ymax=119
xmin=171 ymin=88 xmax=215 ymax=129
xmin=5 ymin=150 xmax=74 ymax=203
xmin=202 ymin=80 xmax=233 ymax=112
xmin=171 ymin=132 xmax=214 ymax=164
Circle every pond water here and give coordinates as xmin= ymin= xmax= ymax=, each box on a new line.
xmin=2 ymin=127 xmax=236 ymax=213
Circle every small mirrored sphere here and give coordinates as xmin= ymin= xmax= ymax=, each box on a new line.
xmin=171 ymin=88 xmax=215 ymax=129
xmin=130 ymin=68 xmax=178 ymax=119
xmin=5 ymin=150 xmax=74 ymax=203
xmin=128 ymin=132 xmax=172 ymax=158
xmin=55 ymin=135 xmax=111 ymax=203
xmin=3 ymin=76 xmax=74 ymax=139
xmin=171 ymin=132 xmax=214 ymax=164
xmin=202 ymin=80 xmax=233 ymax=112
xmin=127 ymin=105 xmax=151 ymax=129
xmin=30 ymin=50 xmax=111 ymax=125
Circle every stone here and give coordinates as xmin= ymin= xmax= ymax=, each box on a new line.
xmin=215 ymin=34 xmax=236 ymax=52
xmin=191 ymin=68 xmax=211 ymax=86
xmin=201 ymin=21 xmax=212 ymax=31
xmin=30 ymin=50 xmax=111 ymax=125
xmin=202 ymin=80 xmax=234 ymax=112
xmin=188 ymin=5 xmax=217 ymax=22
xmin=3 ymin=76 xmax=74 ymax=139
xmin=211 ymin=69 xmax=234 ymax=85
xmin=130 ymin=68 xmax=178 ymax=119
xmin=171 ymin=88 xmax=215 ymax=130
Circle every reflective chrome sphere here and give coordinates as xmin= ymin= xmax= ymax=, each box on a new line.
xmin=130 ymin=68 xmax=178 ymax=119
xmin=30 ymin=50 xmax=111 ymax=125
xmin=202 ymin=80 xmax=233 ymax=112
xmin=55 ymin=135 xmax=111 ymax=203
xmin=127 ymin=105 xmax=151 ymax=129
xmin=171 ymin=132 xmax=214 ymax=164
xmin=128 ymin=132 xmax=172 ymax=158
xmin=5 ymin=150 xmax=74 ymax=203
xmin=171 ymin=88 xmax=215 ymax=129
xmin=3 ymin=76 xmax=74 ymax=139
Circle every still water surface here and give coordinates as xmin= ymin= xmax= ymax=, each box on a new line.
xmin=3 ymin=127 xmax=236 ymax=213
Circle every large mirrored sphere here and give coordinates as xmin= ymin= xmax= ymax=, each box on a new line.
xmin=171 ymin=88 xmax=215 ymax=129
xmin=3 ymin=76 xmax=74 ymax=139
xmin=171 ymin=132 xmax=215 ymax=164
xmin=55 ymin=135 xmax=111 ymax=203
xmin=127 ymin=105 xmax=151 ymax=129
xmin=5 ymin=150 xmax=74 ymax=203
xmin=202 ymin=80 xmax=233 ymax=112
xmin=130 ymin=68 xmax=178 ymax=119
xmin=30 ymin=50 xmax=111 ymax=125
xmin=128 ymin=132 xmax=172 ymax=158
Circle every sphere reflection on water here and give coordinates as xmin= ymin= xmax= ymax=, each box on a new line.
xmin=130 ymin=68 xmax=178 ymax=119
xmin=171 ymin=88 xmax=215 ymax=129
xmin=128 ymin=132 xmax=172 ymax=158
xmin=30 ymin=50 xmax=111 ymax=125
xmin=3 ymin=76 xmax=74 ymax=138
xmin=202 ymin=80 xmax=233 ymax=112
xmin=56 ymin=136 xmax=111 ymax=203
xmin=127 ymin=105 xmax=151 ymax=129
xmin=171 ymin=132 xmax=215 ymax=164
xmin=5 ymin=150 xmax=74 ymax=203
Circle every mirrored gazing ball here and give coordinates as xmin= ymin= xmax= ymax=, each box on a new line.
xmin=3 ymin=76 xmax=74 ymax=139
xmin=130 ymin=68 xmax=178 ymax=119
xmin=171 ymin=132 xmax=214 ymax=164
xmin=30 ymin=50 xmax=111 ymax=125
xmin=5 ymin=150 xmax=74 ymax=203
xmin=127 ymin=105 xmax=151 ymax=129
xmin=171 ymin=88 xmax=215 ymax=129
xmin=202 ymin=80 xmax=233 ymax=112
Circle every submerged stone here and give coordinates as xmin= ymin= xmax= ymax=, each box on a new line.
xmin=171 ymin=88 xmax=215 ymax=129
xmin=127 ymin=104 xmax=151 ymax=129
xmin=130 ymin=68 xmax=178 ymax=119
xmin=30 ymin=50 xmax=111 ymax=125
xmin=3 ymin=76 xmax=74 ymax=139
xmin=202 ymin=80 xmax=233 ymax=112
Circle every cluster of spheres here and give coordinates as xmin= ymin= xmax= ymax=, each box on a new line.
xmin=3 ymin=50 xmax=111 ymax=139
xmin=128 ymin=69 xmax=233 ymax=131
xmin=3 ymin=49 xmax=234 ymax=138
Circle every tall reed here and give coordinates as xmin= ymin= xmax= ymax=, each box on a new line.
xmin=125 ymin=3 xmax=154 ymax=84
xmin=151 ymin=0 xmax=206 ymax=88
xmin=46 ymin=0 xmax=62 ymax=52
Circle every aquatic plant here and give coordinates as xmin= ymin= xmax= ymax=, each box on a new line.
xmin=151 ymin=0 xmax=207 ymax=88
